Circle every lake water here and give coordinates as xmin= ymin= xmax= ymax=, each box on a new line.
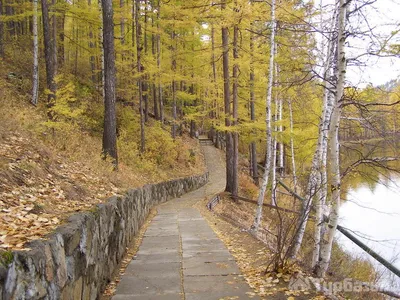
xmin=337 ymin=175 xmax=400 ymax=291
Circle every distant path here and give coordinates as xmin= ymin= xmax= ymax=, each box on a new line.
xmin=112 ymin=143 xmax=259 ymax=300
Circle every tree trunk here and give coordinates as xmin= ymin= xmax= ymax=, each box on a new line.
xmin=315 ymin=0 xmax=347 ymax=277
xmin=271 ymin=93 xmax=278 ymax=206
xmin=249 ymin=27 xmax=258 ymax=185
xmin=231 ymin=23 xmax=239 ymax=197
xmin=101 ymin=0 xmax=118 ymax=168
xmin=278 ymin=98 xmax=284 ymax=174
xmin=143 ymin=3 xmax=149 ymax=122
xmin=136 ymin=0 xmax=145 ymax=152
xmin=221 ymin=1 xmax=233 ymax=195
xmin=288 ymin=99 xmax=297 ymax=192
xmin=311 ymin=14 xmax=338 ymax=269
xmin=0 ymin=0 xmax=4 ymax=58
xmin=99 ymin=0 xmax=105 ymax=98
xmin=143 ymin=81 xmax=149 ymax=122
xmin=251 ymin=0 xmax=276 ymax=232
xmin=190 ymin=120 xmax=196 ymax=138
xmin=171 ymin=29 xmax=177 ymax=138
xmin=88 ymin=0 xmax=96 ymax=85
xmin=151 ymin=19 xmax=159 ymax=119
xmin=32 ymin=0 xmax=39 ymax=106
xmin=41 ymin=0 xmax=57 ymax=116
xmin=211 ymin=23 xmax=218 ymax=119
xmin=74 ymin=26 xmax=78 ymax=76
xmin=57 ymin=11 xmax=65 ymax=68
xmin=288 ymin=13 xmax=337 ymax=260
xmin=156 ymin=0 xmax=163 ymax=124
xmin=51 ymin=0 xmax=57 ymax=72
xmin=89 ymin=29 xmax=96 ymax=84
xmin=120 ymin=0 xmax=125 ymax=45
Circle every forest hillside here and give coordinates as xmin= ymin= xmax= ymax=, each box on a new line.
xmin=0 ymin=60 xmax=205 ymax=251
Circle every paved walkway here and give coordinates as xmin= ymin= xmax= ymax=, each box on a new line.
xmin=112 ymin=145 xmax=259 ymax=300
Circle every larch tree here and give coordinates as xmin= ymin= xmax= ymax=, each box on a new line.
xmin=249 ymin=27 xmax=259 ymax=185
xmin=231 ymin=1 xmax=240 ymax=198
xmin=135 ymin=0 xmax=145 ymax=152
xmin=101 ymin=0 xmax=118 ymax=168
xmin=157 ymin=0 xmax=164 ymax=124
xmin=41 ymin=0 xmax=57 ymax=116
xmin=221 ymin=0 xmax=235 ymax=195
xmin=32 ymin=0 xmax=39 ymax=106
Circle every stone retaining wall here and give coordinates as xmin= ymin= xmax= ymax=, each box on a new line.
xmin=0 ymin=172 xmax=208 ymax=300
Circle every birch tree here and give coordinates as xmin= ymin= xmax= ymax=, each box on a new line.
xmin=251 ymin=0 xmax=276 ymax=232
xmin=288 ymin=11 xmax=337 ymax=260
xmin=314 ymin=0 xmax=348 ymax=277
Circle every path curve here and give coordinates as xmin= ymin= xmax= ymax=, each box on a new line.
xmin=112 ymin=145 xmax=259 ymax=300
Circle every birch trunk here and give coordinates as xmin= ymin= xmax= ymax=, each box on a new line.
xmin=311 ymin=12 xmax=338 ymax=269
xmin=31 ymin=0 xmax=39 ymax=106
xmin=251 ymin=0 xmax=276 ymax=232
xmin=289 ymin=10 xmax=337 ymax=260
xmin=312 ymin=86 xmax=334 ymax=268
xmin=315 ymin=0 xmax=347 ymax=277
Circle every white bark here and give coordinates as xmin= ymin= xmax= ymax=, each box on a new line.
xmin=312 ymin=30 xmax=337 ymax=268
xmin=289 ymin=9 xmax=337 ymax=261
xmin=32 ymin=0 xmax=39 ymax=106
xmin=315 ymin=0 xmax=347 ymax=277
xmin=312 ymin=89 xmax=334 ymax=268
xmin=251 ymin=0 xmax=276 ymax=232
xmin=289 ymin=147 xmax=321 ymax=258
xmin=288 ymin=99 xmax=297 ymax=192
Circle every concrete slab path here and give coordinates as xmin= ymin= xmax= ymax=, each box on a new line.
xmin=112 ymin=144 xmax=259 ymax=300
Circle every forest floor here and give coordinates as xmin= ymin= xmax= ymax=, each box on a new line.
xmin=0 ymin=69 xmax=205 ymax=252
